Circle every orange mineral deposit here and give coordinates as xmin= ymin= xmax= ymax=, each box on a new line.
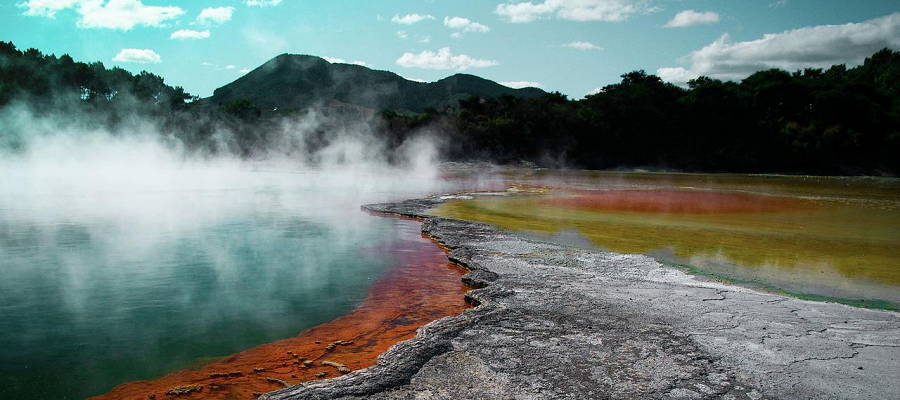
xmin=91 ymin=216 xmax=471 ymax=400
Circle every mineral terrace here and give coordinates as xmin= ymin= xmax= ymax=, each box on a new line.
xmin=263 ymin=196 xmax=900 ymax=400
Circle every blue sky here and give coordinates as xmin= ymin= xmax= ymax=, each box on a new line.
xmin=2 ymin=0 xmax=899 ymax=98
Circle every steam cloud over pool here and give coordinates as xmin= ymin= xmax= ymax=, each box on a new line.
xmin=0 ymin=107 xmax=459 ymax=399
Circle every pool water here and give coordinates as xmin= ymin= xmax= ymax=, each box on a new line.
xmin=0 ymin=165 xmax=457 ymax=400
xmin=432 ymin=171 xmax=900 ymax=310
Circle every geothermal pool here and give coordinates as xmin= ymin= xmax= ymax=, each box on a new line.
xmin=0 ymin=161 xmax=477 ymax=400
xmin=433 ymin=171 xmax=900 ymax=310
xmin=91 ymin=214 xmax=471 ymax=400
xmin=3 ymin=164 xmax=898 ymax=399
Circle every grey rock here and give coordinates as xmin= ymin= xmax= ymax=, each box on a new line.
xmin=262 ymin=197 xmax=900 ymax=400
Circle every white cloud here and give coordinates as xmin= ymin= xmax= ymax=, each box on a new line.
xmin=391 ymin=13 xmax=435 ymax=25
xmin=245 ymin=0 xmax=281 ymax=6
xmin=322 ymin=56 xmax=368 ymax=67
xmin=396 ymin=47 xmax=498 ymax=71
xmin=664 ymin=10 xmax=719 ymax=28
xmin=586 ymin=87 xmax=602 ymax=96
xmin=112 ymin=48 xmax=161 ymax=64
xmin=201 ymin=62 xmax=250 ymax=72
xmin=195 ymin=6 xmax=233 ymax=25
xmin=495 ymin=0 xmax=656 ymax=23
xmin=657 ymin=12 xmax=900 ymax=85
xmin=396 ymin=30 xmax=408 ymax=39
xmin=563 ymin=41 xmax=602 ymax=50
xmin=501 ymin=81 xmax=542 ymax=88
xmin=769 ymin=1 xmax=787 ymax=9
xmin=418 ymin=35 xmax=431 ymax=43
xmin=78 ymin=0 xmax=183 ymax=30
xmin=407 ymin=78 xmax=428 ymax=83
xmin=450 ymin=32 xmax=462 ymax=39
xmin=19 ymin=0 xmax=185 ymax=30
xmin=18 ymin=0 xmax=80 ymax=17
xmin=444 ymin=16 xmax=490 ymax=33
xmin=655 ymin=67 xmax=696 ymax=84
xmin=170 ymin=29 xmax=209 ymax=40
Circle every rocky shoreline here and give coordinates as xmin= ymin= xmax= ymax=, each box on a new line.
xmin=263 ymin=196 xmax=900 ymax=400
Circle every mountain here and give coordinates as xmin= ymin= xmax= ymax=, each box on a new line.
xmin=199 ymin=54 xmax=546 ymax=114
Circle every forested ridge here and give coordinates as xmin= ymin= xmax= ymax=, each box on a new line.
xmin=200 ymin=53 xmax=546 ymax=114
xmin=0 ymin=41 xmax=191 ymax=110
xmin=1 ymin=40 xmax=898 ymax=175
xmin=0 ymin=41 xmax=252 ymax=154
xmin=423 ymin=49 xmax=900 ymax=174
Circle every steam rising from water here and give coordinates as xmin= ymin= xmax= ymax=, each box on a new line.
xmin=0 ymin=102 xmax=449 ymax=314
xmin=0 ymin=104 xmax=450 ymax=399
xmin=1 ymin=103 xmax=441 ymax=189
xmin=0 ymin=104 xmax=447 ymax=227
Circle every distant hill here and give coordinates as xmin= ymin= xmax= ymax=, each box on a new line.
xmin=198 ymin=54 xmax=546 ymax=113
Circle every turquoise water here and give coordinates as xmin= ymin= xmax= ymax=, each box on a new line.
xmin=0 ymin=164 xmax=453 ymax=400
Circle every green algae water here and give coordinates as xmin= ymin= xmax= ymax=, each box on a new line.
xmin=0 ymin=161 xmax=457 ymax=400
xmin=432 ymin=171 xmax=900 ymax=310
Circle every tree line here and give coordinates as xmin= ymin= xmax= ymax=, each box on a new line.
xmin=2 ymin=40 xmax=898 ymax=174
xmin=0 ymin=41 xmax=257 ymax=155
xmin=381 ymin=49 xmax=899 ymax=175
xmin=0 ymin=41 xmax=192 ymax=110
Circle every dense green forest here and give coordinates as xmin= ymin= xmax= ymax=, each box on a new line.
xmin=0 ymin=41 xmax=284 ymax=155
xmin=1 ymin=40 xmax=898 ymax=174
xmin=396 ymin=49 xmax=899 ymax=174
xmin=0 ymin=41 xmax=192 ymax=110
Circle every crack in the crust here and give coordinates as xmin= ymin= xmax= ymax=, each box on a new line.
xmin=702 ymin=289 xmax=729 ymax=302
xmin=786 ymin=348 xmax=860 ymax=367
xmin=786 ymin=307 xmax=810 ymax=323
xmin=851 ymin=342 xmax=900 ymax=348
xmin=763 ymin=327 xmax=829 ymax=343
xmin=690 ymin=323 xmax=742 ymax=333
xmin=358 ymin=199 xmax=896 ymax=400
xmin=758 ymin=326 xmax=841 ymax=346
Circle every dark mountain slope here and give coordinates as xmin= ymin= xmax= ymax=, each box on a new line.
xmin=201 ymin=54 xmax=545 ymax=113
